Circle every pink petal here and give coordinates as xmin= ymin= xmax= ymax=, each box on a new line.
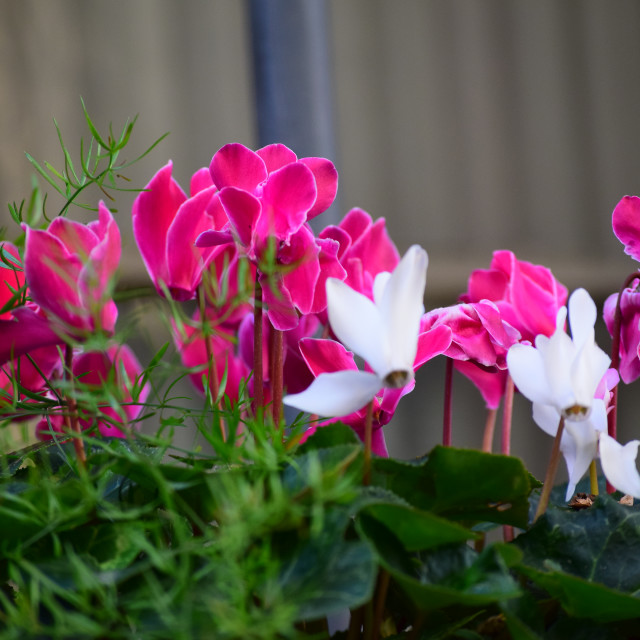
xmin=132 ymin=162 xmax=186 ymax=287
xmin=209 ymin=143 xmax=267 ymax=191
xmin=299 ymin=157 xmax=338 ymax=219
xmin=0 ymin=307 xmax=65 ymax=365
xmin=255 ymin=162 xmax=317 ymax=241
xmin=190 ymin=167 xmax=215 ymax=195
xmin=454 ymin=360 xmax=507 ymax=409
xmin=219 ymin=187 xmax=261 ymax=250
xmin=310 ymin=237 xmax=347 ymax=313
xmin=299 ymin=337 xmax=358 ymax=376
xmin=0 ymin=243 xmax=25 ymax=319
xmin=256 ymin=143 xmax=298 ymax=173
xmin=166 ymin=186 xmax=219 ymax=299
xmin=613 ymin=195 xmax=640 ymax=262
xmin=280 ymin=226 xmax=321 ymax=315
xmin=414 ymin=324 xmax=453 ymax=369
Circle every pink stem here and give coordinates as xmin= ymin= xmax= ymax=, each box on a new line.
xmin=534 ymin=417 xmax=565 ymax=522
xmin=271 ymin=328 xmax=284 ymax=435
xmin=253 ymin=275 xmax=264 ymax=411
xmin=64 ymin=344 xmax=86 ymax=468
xmin=501 ymin=374 xmax=514 ymax=456
xmin=364 ymin=400 xmax=374 ymax=486
xmin=482 ymin=407 xmax=498 ymax=453
xmin=442 ymin=357 xmax=453 ymax=446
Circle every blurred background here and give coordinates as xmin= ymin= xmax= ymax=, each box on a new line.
xmin=2 ymin=0 xmax=640 ymax=479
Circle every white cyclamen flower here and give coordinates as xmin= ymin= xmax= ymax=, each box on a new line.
xmin=533 ymin=400 xmax=608 ymax=501
xmin=283 ymin=244 xmax=427 ymax=417
xmin=599 ymin=433 xmax=640 ymax=499
xmin=506 ymin=288 xmax=611 ymax=421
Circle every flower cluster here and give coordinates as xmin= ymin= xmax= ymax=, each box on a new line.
xmin=5 ymin=139 xmax=640 ymax=506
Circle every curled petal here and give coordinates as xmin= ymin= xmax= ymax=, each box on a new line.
xmin=599 ymin=433 xmax=640 ymax=498
xmin=284 ymin=370 xmax=382 ymax=417
xmin=299 ymin=157 xmax=338 ymax=219
xmin=612 ymin=195 xmax=640 ymax=262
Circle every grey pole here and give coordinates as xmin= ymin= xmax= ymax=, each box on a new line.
xmin=248 ymin=0 xmax=340 ymax=225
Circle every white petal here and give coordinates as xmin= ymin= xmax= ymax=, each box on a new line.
xmin=507 ymin=344 xmax=553 ymax=405
xmin=563 ymin=419 xmax=599 ymax=501
xmin=372 ymin=271 xmax=391 ymax=306
xmin=537 ymin=328 xmax=577 ymax=410
xmin=599 ymin=433 xmax=640 ymax=498
xmin=326 ymin=279 xmax=387 ymax=376
xmin=532 ymin=403 xmax=563 ymax=438
xmin=283 ymin=370 xmax=382 ymax=417
xmin=377 ymin=245 xmax=428 ymax=374
xmin=568 ymin=288 xmax=597 ymax=350
xmin=570 ymin=338 xmax=611 ymax=408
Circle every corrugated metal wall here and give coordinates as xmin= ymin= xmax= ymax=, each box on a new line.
xmin=2 ymin=1 xmax=640 ymax=472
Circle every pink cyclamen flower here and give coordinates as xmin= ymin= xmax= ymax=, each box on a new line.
xmin=461 ymin=249 xmax=567 ymax=344
xmin=22 ymin=202 xmax=120 ymax=337
xmin=612 ymin=195 xmax=640 ymax=262
xmin=196 ymin=143 xmax=341 ymax=330
xmin=604 ymin=281 xmax=640 ymax=383
xmin=319 ymin=207 xmax=400 ymax=302
xmin=133 ymin=162 xmax=228 ymax=301
xmin=37 ymin=344 xmax=149 ymax=439
xmin=198 ymin=143 xmax=338 ymax=260
xmin=420 ymin=301 xmax=521 ymax=408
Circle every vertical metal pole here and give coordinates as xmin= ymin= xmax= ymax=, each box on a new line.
xmin=248 ymin=0 xmax=340 ymax=225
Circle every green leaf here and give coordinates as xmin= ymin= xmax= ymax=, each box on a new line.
xmin=516 ymin=495 xmax=640 ymax=622
xmin=276 ymin=536 xmax=376 ymax=621
xmin=358 ymin=503 xmax=477 ymax=551
xmin=517 ymin=495 xmax=640 ymax=592
xmin=372 ymin=446 xmax=534 ymax=528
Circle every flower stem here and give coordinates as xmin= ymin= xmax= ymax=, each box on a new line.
xmin=198 ymin=285 xmax=226 ymax=442
xmin=482 ymin=407 xmax=498 ymax=453
xmin=589 ymin=459 xmax=599 ymax=496
xmin=372 ymin=570 xmax=390 ymax=640
xmin=501 ymin=374 xmax=514 ymax=456
xmin=64 ymin=344 xmax=86 ymax=469
xmin=442 ymin=357 xmax=453 ymax=446
xmin=271 ymin=328 xmax=284 ymax=436
xmin=534 ymin=417 xmax=565 ymax=522
xmin=253 ymin=274 xmax=264 ymax=411
xmin=363 ymin=400 xmax=374 ymax=486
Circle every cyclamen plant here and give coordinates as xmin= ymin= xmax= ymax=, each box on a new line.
xmin=5 ymin=109 xmax=640 ymax=638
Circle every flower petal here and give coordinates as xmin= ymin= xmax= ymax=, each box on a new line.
xmin=283 ymin=370 xmax=382 ymax=417
xmin=209 ymin=143 xmax=267 ymax=191
xmin=599 ymin=433 xmax=640 ymax=498
xmin=326 ymin=278 xmax=387 ymax=376
xmin=377 ymin=245 xmax=428 ymax=375
xmin=612 ymin=195 xmax=640 ymax=263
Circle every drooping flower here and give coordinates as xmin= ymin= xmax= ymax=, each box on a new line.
xmin=599 ymin=432 xmax=640 ymax=498
xmin=22 ymin=202 xmax=120 ymax=337
xmin=611 ymin=195 xmax=640 ymax=262
xmin=461 ymin=250 xmax=567 ymax=343
xmin=420 ymin=300 xmax=520 ymax=409
xmin=132 ymin=162 xmax=227 ymax=301
xmin=283 ymin=245 xmax=432 ymax=417
xmin=603 ymin=280 xmax=640 ymax=383
xmin=37 ymin=344 xmax=149 ymax=439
